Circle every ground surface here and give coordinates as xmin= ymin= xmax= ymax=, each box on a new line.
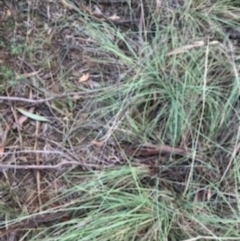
xmin=1 ymin=0 xmax=240 ymax=240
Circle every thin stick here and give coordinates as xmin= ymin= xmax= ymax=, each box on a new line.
xmin=34 ymin=120 xmax=42 ymax=209
xmin=124 ymin=144 xmax=187 ymax=157
xmin=0 ymin=160 xmax=98 ymax=170
xmin=0 ymin=92 xmax=85 ymax=104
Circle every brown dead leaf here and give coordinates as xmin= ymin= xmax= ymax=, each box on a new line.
xmin=0 ymin=146 xmax=4 ymax=155
xmin=156 ymin=0 xmax=162 ymax=9
xmin=0 ymin=125 xmax=10 ymax=149
xmin=60 ymin=0 xmax=75 ymax=10
xmin=109 ymin=14 xmax=120 ymax=21
xmin=72 ymin=94 xmax=82 ymax=101
xmin=47 ymin=28 xmax=53 ymax=35
xmin=7 ymin=9 xmax=12 ymax=16
xmin=79 ymin=73 xmax=90 ymax=82
xmin=93 ymin=5 xmax=103 ymax=16
xmin=81 ymin=80 xmax=101 ymax=89
xmin=91 ymin=140 xmax=104 ymax=147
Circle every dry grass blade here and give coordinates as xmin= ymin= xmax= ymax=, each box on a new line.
xmin=166 ymin=40 xmax=220 ymax=56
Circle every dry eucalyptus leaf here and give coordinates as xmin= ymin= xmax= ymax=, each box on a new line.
xmin=93 ymin=5 xmax=103 ymax=16
xmin=0 ymin=146 xmax=4 ymax=155
xmin=16 ymin=108 xmax=49 ymax=122
xmin=79 ymin=73 xmax=90 ymax=82
xmin=60 ymin=0 xmax=74 ymax=10
xmin=81 ymin=80 xmax=101 ymax=89
xmin=91 ymin=140 xmax=104 ymax=147
xmin=17 ymin=107 xmax=35 ymax=126
xmin=72 ymin=94 xmax=82 ymax=101
xmin=7 ymin=9 xmax=12 ymax=16
xmin=109 ymin=14 xmax=120 ymax=21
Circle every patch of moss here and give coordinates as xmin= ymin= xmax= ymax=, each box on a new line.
xmin=0 ymin=65 xmax=15 ymax=91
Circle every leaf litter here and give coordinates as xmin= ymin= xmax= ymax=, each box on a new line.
xmin=0 ymin=0 xmax=240 ymax=240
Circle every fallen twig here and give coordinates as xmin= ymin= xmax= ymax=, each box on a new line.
xmin=0 ymin=160 xmax=98 ymax=170
xmin=0 ymin=92 xmax=85 ymax=104
xmin=0 ymin=149 xmax=98 ymax=170
xmin=123 ymin=143 xmax=199 ymax=158
xmin=0 ymin=212 xmax=69 ymax=238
